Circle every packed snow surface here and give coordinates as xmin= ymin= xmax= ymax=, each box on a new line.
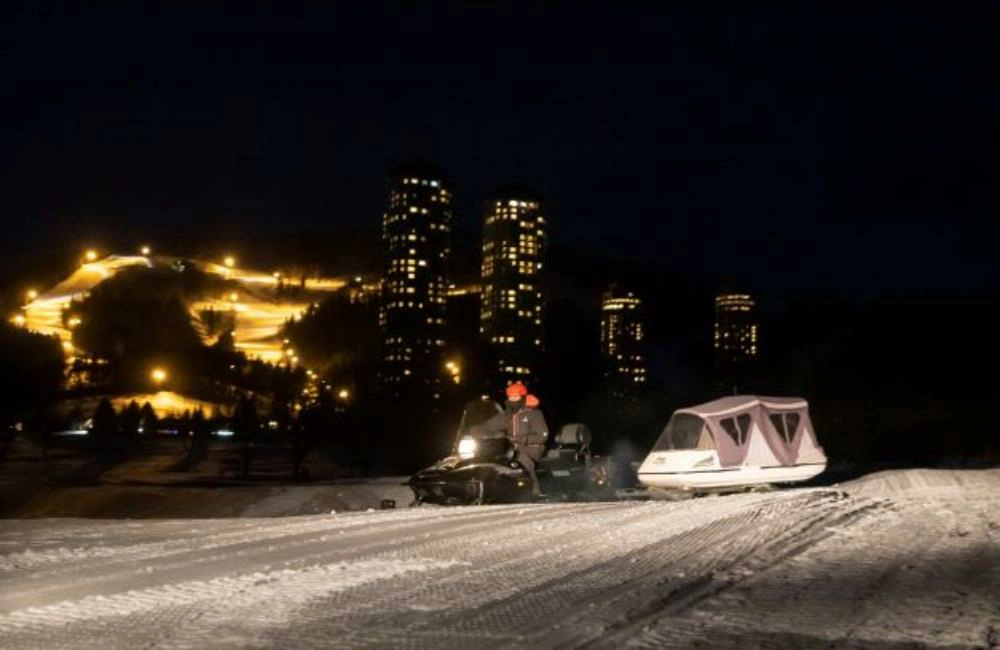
xmin=0 ymin=469 xmax=998 ymax=648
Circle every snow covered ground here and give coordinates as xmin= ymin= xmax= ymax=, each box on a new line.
xmin=0 ymin=468 xmax=997 ymax=648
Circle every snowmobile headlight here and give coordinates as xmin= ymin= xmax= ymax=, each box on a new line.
xmin=457 ymin=437 xmax=478 ymax=459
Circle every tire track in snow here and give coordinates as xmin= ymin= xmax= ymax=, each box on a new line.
xmin=277 ymin=492 xmax=815 ymax=647
xmin=0 ymin=503 xmax=629 ymax=649
xmin=0 ymin=557 xmax=465 ymax=649
xmin=549 ymin=492 xmax=891 ymax=649
xmin=1 ymin=472 xmax=998 ymax=649
xmin=0 ymin=504 xmax=616 ymax=615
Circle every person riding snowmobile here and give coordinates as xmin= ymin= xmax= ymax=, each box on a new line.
xmin=519 ymin=394 xmax=549 ymax=496
xmin=483 ymin=383 xmax=549 ymax=497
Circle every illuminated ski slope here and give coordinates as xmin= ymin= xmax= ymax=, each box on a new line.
xmin=16 ymin=254 xmax=349 ymax=364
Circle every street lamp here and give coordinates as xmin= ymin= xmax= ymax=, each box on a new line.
xmin=84 ymin=250 xmax=98 ymax=263
xmin=151 ymin=367 xmax=167 ymax=387
xmin=140 ymin=245 xmax=151 ymax=256
xmin=445 ymin=359 xmax=461 ymax=384
xmin=338 ymin=389 xmax=350 ymax=400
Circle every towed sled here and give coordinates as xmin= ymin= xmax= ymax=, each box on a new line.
xmin=409 ymin=399 xmax=613 ymax=505
xmin=637 ymin=395 xmax=827 ymax=491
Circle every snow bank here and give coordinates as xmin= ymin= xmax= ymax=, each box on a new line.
xmin=6 ymin=480 xmax=414 ymax=519
xmin=840 ymin=467 xmax=1000 ymax=498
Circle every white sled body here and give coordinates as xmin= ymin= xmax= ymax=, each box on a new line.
xmin=638 ymin=450 xmax=826 ymax=489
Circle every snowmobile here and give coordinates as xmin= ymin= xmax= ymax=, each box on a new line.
xmin=408 ymin=399 xmax=613 ymax=506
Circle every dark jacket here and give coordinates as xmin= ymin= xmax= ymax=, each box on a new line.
xmin=484 ymin=404 xmax=548 ymax=448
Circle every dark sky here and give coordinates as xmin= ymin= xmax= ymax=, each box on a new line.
xmin=5 ymin=3 xmax=999 ymax=296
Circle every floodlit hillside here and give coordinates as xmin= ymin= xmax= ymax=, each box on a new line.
xmin=16 ymin=254 xmax=352 ymax=364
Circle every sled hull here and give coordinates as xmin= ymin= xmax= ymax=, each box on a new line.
xmin=638 ymin=461 xmax=826 ymax=489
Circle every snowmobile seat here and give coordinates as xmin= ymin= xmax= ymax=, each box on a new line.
xmin=544 ymin=424 xmax=592 ymax=461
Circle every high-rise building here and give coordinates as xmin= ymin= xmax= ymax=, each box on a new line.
xmin=714 ymin=293 xmax=758 ymax=391
xmin=378 ymin=165 xmax=452 ymax=398
xmin=600 ymin=285 xmax=647 ymax=399
xmin=480 ymin=190 xmax=547 ymax=386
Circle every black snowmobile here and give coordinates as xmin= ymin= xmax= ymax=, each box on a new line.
xmin=408 ymin=399 xmax=614 ymax=506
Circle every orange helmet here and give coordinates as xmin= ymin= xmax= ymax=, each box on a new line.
xmin=505 ymin=382 xmax=528 ymax=399
xmin=525 ymin=394 xmax=540 ymax=408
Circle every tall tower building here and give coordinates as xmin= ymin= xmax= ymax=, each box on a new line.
xmin=480 ymin=189 xmax=547 ymax=386
xmin=601 ymin=285 xmax=647 ymax=399
xmin=714 ymin=293 xmax=758 ymax=391
xmin=378 ymin=165 xmax=452 ymax=398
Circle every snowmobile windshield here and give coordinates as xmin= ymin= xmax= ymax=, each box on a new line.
xmin=652 ymin=414 xmax=706 ymax=451
xmin=458 ymin=400 xmax=504 ymax=438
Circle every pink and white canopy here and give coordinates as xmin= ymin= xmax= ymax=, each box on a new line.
xmin=674 ymin=395 xmax=826 ymax=468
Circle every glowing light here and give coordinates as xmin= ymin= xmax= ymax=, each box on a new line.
xmin=151 ymin=367 xmax=167 ymax=385
xmin=84 ymin=250 xmax=98 ymax=263
xmin=337 ymin=389 xmax=350 ymax=400
xmin=140 ymin=245 xmax=151 ymax=256
xmin=229 ymin=292 xmax=239 ymax=302
xmin=273 ymin=271 xmax=281 ymax=279
xmin=26 ymin=289 xmax=38 ymax=301
xmin=12 ymin=314 xmax=25 ymax=326
xmin=62 ymin=340 xmax=74 ymax=353
xmin=457 ymin=437 xmax=478 ymax=459
xmin=67 ymin=316 xmax=82 ymax=328
xmin=224 ymin=256 xmax=236 ymax=268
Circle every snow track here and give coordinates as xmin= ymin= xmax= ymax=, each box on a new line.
xmin=1 ymin=469 xmax=998 ymax=648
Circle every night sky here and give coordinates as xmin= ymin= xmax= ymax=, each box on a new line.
xmin=5 ymin=3 xmax=999 ymax=296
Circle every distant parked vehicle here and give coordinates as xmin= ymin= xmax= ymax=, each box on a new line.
xmin=637 ymin=396 xmax=827 ymax=491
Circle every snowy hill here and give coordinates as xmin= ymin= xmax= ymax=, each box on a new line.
xmin=0 ymin=468 xmax=997 ymax=648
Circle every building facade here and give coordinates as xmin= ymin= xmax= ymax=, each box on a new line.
xmin=480 ymin=191 xmax=547 ymax=386
xmin=600 ymin=285 xmax=647 ymax=399
xmin=378 ymin=166 xmax=452 ymax=398
xmin=714 ymin=293 xmax=758 ymax=392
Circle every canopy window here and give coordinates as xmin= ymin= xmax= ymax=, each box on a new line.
xmin=720 ymin=414 xmax=752 ymax=446
xmin=769 ymin=412 xmax=801 ymax=444
xmin=653 ymin=414 xmax=706 ymax=451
